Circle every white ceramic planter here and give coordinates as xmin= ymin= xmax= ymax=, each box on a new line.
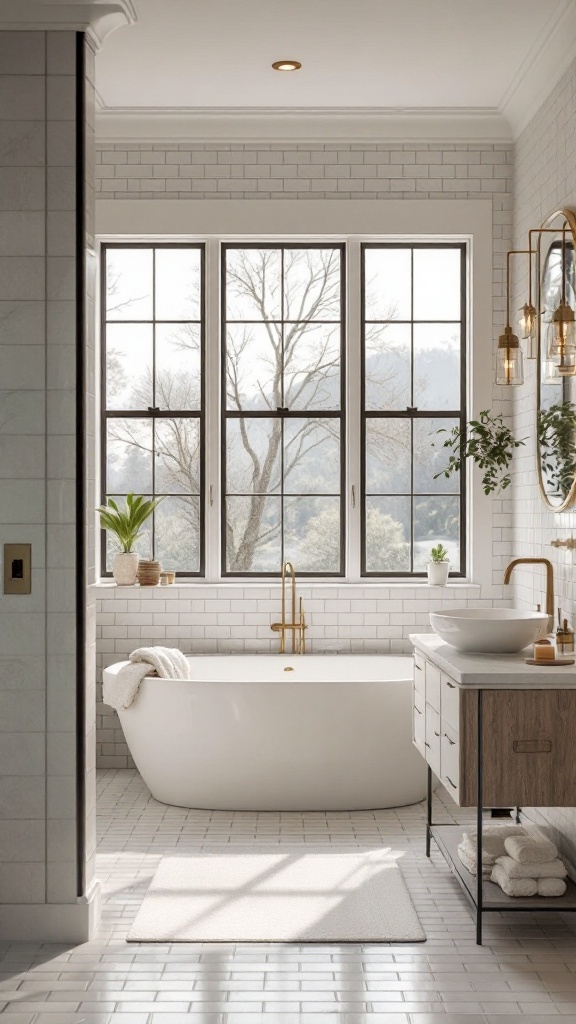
xmin=112 ymin=551 xmax=139 ymax=586
xmin=427 ymin=560 xmax=450 ymax=586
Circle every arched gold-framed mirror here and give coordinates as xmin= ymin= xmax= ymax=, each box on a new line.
xmin=536 ymin=207 xmax=576 ymax=511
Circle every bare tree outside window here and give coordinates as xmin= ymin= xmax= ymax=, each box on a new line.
xmin=101 ymin=241 xmax=466 ymax=578
xmin=223 ymin=245 xmax=345 ymax=574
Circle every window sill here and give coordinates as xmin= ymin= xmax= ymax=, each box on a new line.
xmin=93 ymin=578 xmax=481 ymax=591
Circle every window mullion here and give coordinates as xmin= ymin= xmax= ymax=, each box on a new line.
xmin=347 ymin=239 xmax=362 ymax=582
xmin=206 ymin=237 xmax=221 ymax=582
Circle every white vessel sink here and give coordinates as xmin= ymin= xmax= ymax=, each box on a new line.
xmin=429 ymin=608 xmax=550 ymax=654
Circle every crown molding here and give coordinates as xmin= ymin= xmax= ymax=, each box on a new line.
xmin=499 ymin=0 xmax=576 ymax=137
xmin=95 ymin=105 xmax=513 ymax=145
xmin=0 ymin=0 xmax=136 ymax=49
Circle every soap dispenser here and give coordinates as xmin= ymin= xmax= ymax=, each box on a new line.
xmin=556 ymin=608 xmax=575 ymax=655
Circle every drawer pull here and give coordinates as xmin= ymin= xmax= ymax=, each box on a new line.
xmin=446 ymin=776 xmax=458 ymax=789
xmin=446 ymin=681 xmax=456 ymax=689
xmin=513 ymin=739 xmax=552 ymax=754
xmin=414 ymin=664 xmax=422 ymax=672
xmin=424 ymin=741 xmax=430 ymax=748
xmin=444 ymin=733 xmax=455 ymax=746
xmin=434 ymin=730 xmax=440 ymax=737
xmin=414 ymin=706 xmax=422 ymax=715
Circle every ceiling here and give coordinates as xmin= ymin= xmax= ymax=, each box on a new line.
xmin=95 ymin=0 xmax=576 ymax=140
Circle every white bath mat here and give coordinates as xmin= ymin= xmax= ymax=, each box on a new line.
xmin=127 ymin=847 xmax=425 ymax=943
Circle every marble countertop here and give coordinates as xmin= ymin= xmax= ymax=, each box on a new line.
xmin=409 ymin=632 xmax=576 ymax=688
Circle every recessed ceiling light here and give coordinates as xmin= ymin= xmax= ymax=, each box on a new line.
xmin=272 ymin=60 xmax=302 ymax=72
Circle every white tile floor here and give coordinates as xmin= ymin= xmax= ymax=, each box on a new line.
xmin=3 ymin=769 xmax=576 ymax=1023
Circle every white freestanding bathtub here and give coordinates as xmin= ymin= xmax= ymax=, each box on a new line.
xmin=103 ymin=654 xmax=426 ymax=811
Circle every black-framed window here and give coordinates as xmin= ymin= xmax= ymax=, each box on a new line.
xmin=101 ymin=243 xmax=205 ymax=576
xmin=361 ymin=243 xmax=466 ymax=577
xmin=222 ymin=244 xmax=345 ymax=576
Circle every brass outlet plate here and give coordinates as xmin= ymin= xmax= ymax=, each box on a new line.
xmin=3 ymin=543 xmax=31 ymax=595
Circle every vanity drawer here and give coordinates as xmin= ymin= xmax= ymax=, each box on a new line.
xmin=441 ymin=722 xmax=460 ymax=802
xmin=425 ymin=661 xmax=441 ymax=711
xmin=413 ymin=691 xmax=425 ymax=756
xmin=425 ymin=704 xmax=441 ymax=777
xmin=413 ymin=653 xmax=425 ymax=697
xmin=441 ymin=673 xmax=459 ymax=730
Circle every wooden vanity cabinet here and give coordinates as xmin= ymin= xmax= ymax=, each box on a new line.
xmin=413 ymin=652 xmax=576 ymax=808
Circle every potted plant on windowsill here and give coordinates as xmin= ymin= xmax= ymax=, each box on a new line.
xmin=427 ymin=544 xmax=450 ymax=586
xmin=97 ymin=493 xmax=163 ymax=586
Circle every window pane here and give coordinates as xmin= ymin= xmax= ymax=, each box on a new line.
xmin=225 ymin=324 xmax=282 ymax=411
xmin=284 ymin=419 xmax=340 ymax=494
xmin=413 ymin=324 xmax=461 ymax=410
xmin=106 ymin=418 xmax=153 ymax=493
xmin=365 ymin=323 xmax=411 ymax=411
xmin=155 ymin=418 xmax=200 ymax=494
xmin=413 ymin=248 xmax=461 ymax=321
xmin=226 ymin=418 xmax=282 ymax=495
xmin=225 ymin=248 xmax=282 ymax=321
xmin=285 ymin=496 xmax=341 ymax=573
xmin=156 ymin=324 xmax=201 ymax=410
xmin=364 ymin=248 xmax=411 ymax=321
xmin=365 ymin=497 xmax=411 ymax=573
xmin=283 ymin=248 xmax=341 ymax=322
xmin=225 ymin=495 xmax=281 ymax=572
xmin=106 ymin=324 xmax=153 ymax=410
xmin=155 ymin=248 xmax=201 ymax=321
xmin=413 ymin=418 xmax=459 ymax=494
xmin=106 ymin=495 xmax=152 ymax=568
xmin=365 ymin=419 xmax=411 ymax=493
xmin=284 ymin=323 xmax=341 ymax=411
xmin=155 ymin=496 xmax=200 ymax=572
xmin=106 ymin=248 xmax=152 ymax=320
xmin=414 ymin=496 xmax=460 ymax=571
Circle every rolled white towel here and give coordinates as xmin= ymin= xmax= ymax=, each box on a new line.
xmin=457 ymin=842 xmax=491 ymax=878
xmin=462 ymin=824 xmax=525 ymax=865
xmin=103 ymin=646 xmax=192 ymax=710
xmin=495 ymin=854 xmax=567 ymax=880
xmin=504 ymin=833 xmax=557 ymax=864
xmin=491 ymin=863 xmax=537 ymax=897
xmin=537 ymin=877 xmax=567 ymax=897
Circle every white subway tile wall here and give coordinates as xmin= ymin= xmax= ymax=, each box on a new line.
xmin=0 ymin=31 xmax=97 ymax=916
xmin=512 ymin=57 xmax=576 ymax=850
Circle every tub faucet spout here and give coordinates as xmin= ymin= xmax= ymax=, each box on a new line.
xmin=271 ymin=561 xmax=307 ymax=654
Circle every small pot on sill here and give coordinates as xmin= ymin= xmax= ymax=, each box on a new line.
xmin=427 ymin=561 xmax=450 ymax=587
xmin=112 ymin=551 xmax=139 ymax=586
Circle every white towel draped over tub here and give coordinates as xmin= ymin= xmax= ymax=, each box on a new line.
xmin=103 ymin=647 xmax=191 ymax=710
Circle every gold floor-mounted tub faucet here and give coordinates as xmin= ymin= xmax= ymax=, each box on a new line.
xmin=271 ymin=561 xmax=307 ymax=654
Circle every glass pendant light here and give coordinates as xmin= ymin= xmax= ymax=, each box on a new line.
xmin=518 ymin=301 xmax=538 ymax=358
xmin=496 ymin=249 xmax=524 ymax=386
xmin=496 ymin=325 xmax=524 ymax=386
xmin=547 ymin=224 xmax=576 ymax=374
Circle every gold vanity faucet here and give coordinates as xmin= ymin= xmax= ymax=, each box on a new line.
xmin=503 ymin=557 xmax=555 ymax=631
xmin=270 ymin=561 xmax=307 ymax=654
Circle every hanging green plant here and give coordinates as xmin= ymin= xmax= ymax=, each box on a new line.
xmin=432 ymin=410 xmax=527 ymax=495
xmin=538 ymin=400 xmax=576 ymax=501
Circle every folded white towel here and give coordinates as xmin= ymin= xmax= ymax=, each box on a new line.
xmin=491 ymin=863 xmax=537 ymax=897
xmin=462 ymin=824 xmax=525 ymax=865
xmin=495 ymin=854 xmax=567 ymax=880
xmin=538 ymin=877 xmax=567 ymax=897
xmin=103 ymin=646 xmax=192 ymax=710
xmin=504 ymin=833 xmax=557 ymax=864
xmin=457 ymin=842 xmax=491 ymax=878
